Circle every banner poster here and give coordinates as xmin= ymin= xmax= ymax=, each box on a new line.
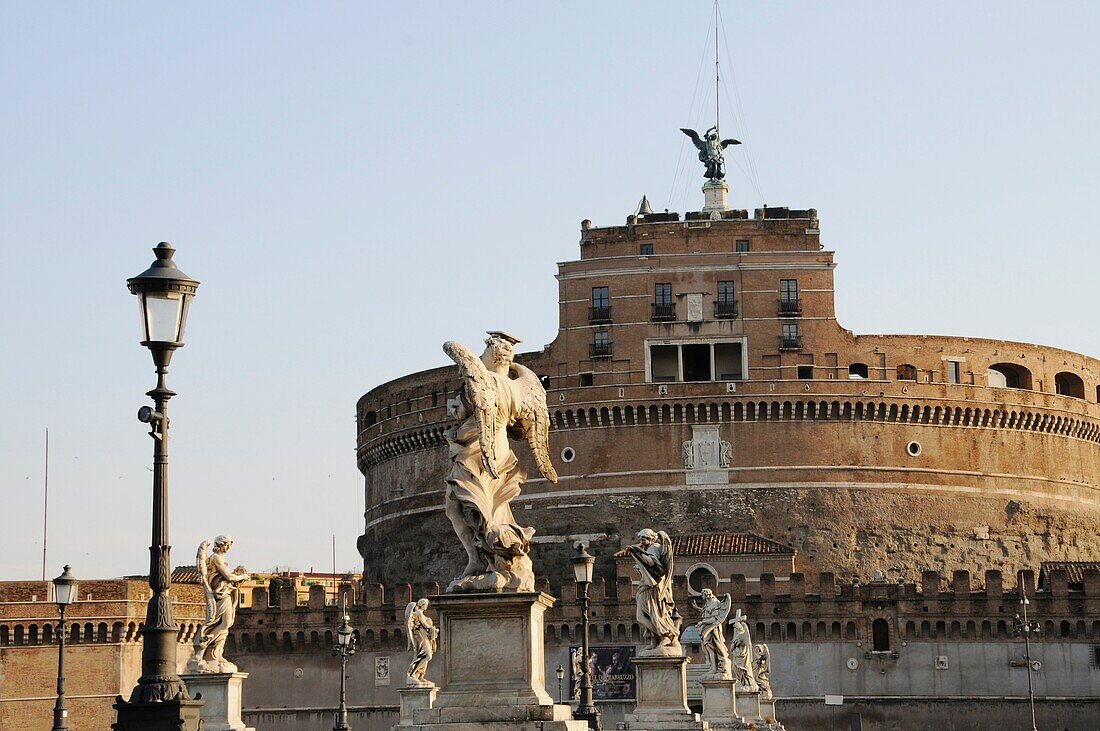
xmin=569 ymin=645 xmax=636 ymax=701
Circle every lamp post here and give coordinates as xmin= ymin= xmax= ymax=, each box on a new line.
xmin=115 ymin=243 xmax=203 ymax=731
xmin=570 ymin=544 xmax=601 ymax=731
xmin=332 ymin=601 xmax=357 ymax=731
xmin=1013 ymin=574 xmax=1041 ymax=731
xmin=556 ymin=664 xmax=565 ymax=704
xmin=49 ymin=565 xmax=78 ymax=731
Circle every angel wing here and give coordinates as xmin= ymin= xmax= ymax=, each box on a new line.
xmin=508 ymin=362 xmax=558 ymax=483
xmin=680 ymin=127 xmax=705 ymax=151
xmin=404 ymin=602 xmax=416 ymax=651
xmin=716 ymin=593 xmax=732 ymax=624
xmin=443 ymin=340 xmax=501 ymax=478
xmin=721 ymin=138 xmax=741 ymax=149
xmin=195 ymin=540 xmax=215 ymax=623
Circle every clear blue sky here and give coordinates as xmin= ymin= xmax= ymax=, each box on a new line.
xmin=2 ymin=2 xmax=1097 ymax=581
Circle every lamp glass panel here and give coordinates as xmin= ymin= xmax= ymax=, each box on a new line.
xmin=142 ymin=291 xmax=184 ymax=343
xmin=337 ymin=626 xmax=352 ymax=646
xmin=49 ymin=580 xmax=78 ymax=606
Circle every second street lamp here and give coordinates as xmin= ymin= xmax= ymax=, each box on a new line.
xmin=1013 ymin=573 xmax=1042 ymax=731
xmin=48 ymin=565 xmax=78 ymax=731
xmin=570 ymin=544 xmax=601 ymax=731
xmin=332 ymin=602 xmax=357 ymax=731
xmin=115 ymin=243 xmax=203 ymax=731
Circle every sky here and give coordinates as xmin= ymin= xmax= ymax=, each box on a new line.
xmin=1 ymin=2 xmax=1098 ymax=582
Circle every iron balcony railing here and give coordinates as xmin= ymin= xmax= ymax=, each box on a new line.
xmin=590 ymin=343 xmax=612 ymax=358
xmin=714 ymin=300 xmax=738 ymax=318
xmin=588 ymin=306 xmax=611 ymax=324
xmin=778 ymin=299 xmax=802 ymax=316
xmin=779 ymin=335 xmax=803 ymax=351
xmin=651 ymin=302 xmax=676 ymax=321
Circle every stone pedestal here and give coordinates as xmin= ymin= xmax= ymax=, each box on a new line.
xmin=699 ymin=679 xmax=746 ymax=729
xmin=178 ymin=672 xmax=253 ymax=731
xmin=758 ymin=697 xmax=776 ymax=723
xmin=702 ymin=179 xmax=729 ymax=217
xmin=733 ymin=689 xmax=762 ymax=726
xmin=406 ymin=592 xmax=587 ymax=730
xmin=624 ymin=655 xmax=705 ymax=730
xmin=395 ymin=686 xmax=437 ymax=729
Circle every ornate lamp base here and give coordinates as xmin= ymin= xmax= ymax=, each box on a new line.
xmin=112 ymin=695 xmax=204 ymax=731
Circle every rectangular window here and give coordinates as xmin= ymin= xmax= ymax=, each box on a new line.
xmin=736 ymin=240 xmax=750 ymax=253
xmin=798 ymin=365 xmax=814 ymax=380
xmin=947 ymin=361 xmax=961 ymax=384
xmin=780 ymin=279 xmax=799 ymax=303
xmin=714 ymin=342 xmax=743 ymax=380
xmin=579 ymin=372 xmax=593 ymax=387
xmin=590 ymin=286 xmax=610 ymax=322
xmin=682 ymin=344 xmax=711 ymax=382
xmin=640 ymin=243 xmax=653 ymax=255
xmin=650 ymin=344 xmax=679 ymax=382
xmin=781 ymin=323 xmax=801 ymax=349
xmin=591 ymin=330 xmax=611 ymax=358
xmin=652 ymin=283 xmax=675 ymax=321
xmin=715 ymin=280 xmax=737 ymax=318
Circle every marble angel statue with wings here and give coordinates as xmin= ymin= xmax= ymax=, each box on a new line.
xmin=442 ymin=331 xmax=557 ymax=593
xmin=186 ymin=535 xmax=249 ymax=673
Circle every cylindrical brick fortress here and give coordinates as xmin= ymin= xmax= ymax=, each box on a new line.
xmin=356 ymin=208 xmax=1100 ymax=586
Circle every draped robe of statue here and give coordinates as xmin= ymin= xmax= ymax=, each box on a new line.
xmin=621 ymin=529 xmax=680 ymax=655
xmin=405 ymin=599 xmax=439 ymax=687
xmin=695 ymin=589 xmax=732 ymax=678
xmin=188 ymin=536 xmax=248 ymax=673
xmin=443 ymin=334 xmax=557 ymax=593
xmin=729 ymin=613 xmax=759 ymax=692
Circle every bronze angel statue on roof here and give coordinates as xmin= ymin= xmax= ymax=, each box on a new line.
xmin=442 ymin=331 xmax=558 ymax=593
xmin=681 ymin=126 xmax=741 ymax=180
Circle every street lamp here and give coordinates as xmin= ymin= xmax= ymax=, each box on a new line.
xmin=556 ymin=664 xmax=565 ymax=704
xmin=332 ymin=601 xmax=357 ymax=731
xmin=1013 ymin=574 xmax=1041 ymax=731
xmin=114 ymin=243 xmax=203 ymax=731
xmin=570 ymin=544 xmax=601 ymax=731
xmin=48 ymin=565 xmax=78 ymax=731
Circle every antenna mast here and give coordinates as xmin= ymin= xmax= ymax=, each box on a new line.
xmin=41 ymin=427 xmax=49 ymax=581
xmin=714 ymin=0 xmax=720 ymax=135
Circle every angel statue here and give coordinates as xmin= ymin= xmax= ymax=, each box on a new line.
xmin=728 ymin=608 xmax=759 ymax=693
xmin=681 ymin=126 xmax=741 ymax=180
xmin=753 ymin=643 xmax=773 ymax=700
xmin=614 ymin=529 xmax=681 ymax=656
xmin=693 ymin=588 xmax=732 ymax=679
xmin=404 ymin=598 xmax=439 ymax=687
xmin=442 ymin=331 xmax=558 ymax=593
xmin=187 ymin=535 xmax=249 ymax=673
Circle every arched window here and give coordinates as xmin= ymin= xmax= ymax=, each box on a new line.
xmin=848 ymin=363 xmax=869 ymax=379
xmin=896 ymin=364 xmax=917 ymax=381
xmin=872 ymin=618 xmax=890 ymax=651
xmin=987 ymin=363 xmax=1032 ymax=390
xmin=1054 ymin=372 xmax=1085 ymax=399
xmin=685 ymin=564 xmax=718 ymax=595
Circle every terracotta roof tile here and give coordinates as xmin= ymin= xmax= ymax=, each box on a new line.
xmin=670 ymin=533 xmax=795 ymax=557
xmin=1039 ymin=561 xmax=1100 ymax=587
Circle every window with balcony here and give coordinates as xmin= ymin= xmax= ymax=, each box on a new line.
xmin=715 ymin=280 xmax=737 ymax=318
xmin=591 ymin=330 xmax=611 ymax=358
xmin=779 ymin=279 xmax=801 ymax=315
xmin=590 ymin=286 xmax=610 ymax=323
xmin=780 ymin=323 xmax=801 ymax=350
xmin=652 ymin=283 xmax=675 ymax=321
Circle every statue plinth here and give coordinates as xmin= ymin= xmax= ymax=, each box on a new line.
xmin=624 ymin=655 xmax=705 ymax=730
xmin=733 ymin=688 xmax=762 ymax=726
xmin=406 ymin=592 xmax=586 ymax=730
xmin=395 ymin=685 xmax=437 ymax=730
xmin=178 ymin=672 xmax=254 ymax=731
xmin=702 ymin=179 xmax=730 ymax=216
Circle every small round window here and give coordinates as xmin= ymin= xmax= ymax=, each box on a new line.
xmin=906 ymin=441 xmax=922 ymax=457
xmin=686 ymin=564 xmax=718 ymax=595
xmin=561 ymin=447 xmax=576 ymax=463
